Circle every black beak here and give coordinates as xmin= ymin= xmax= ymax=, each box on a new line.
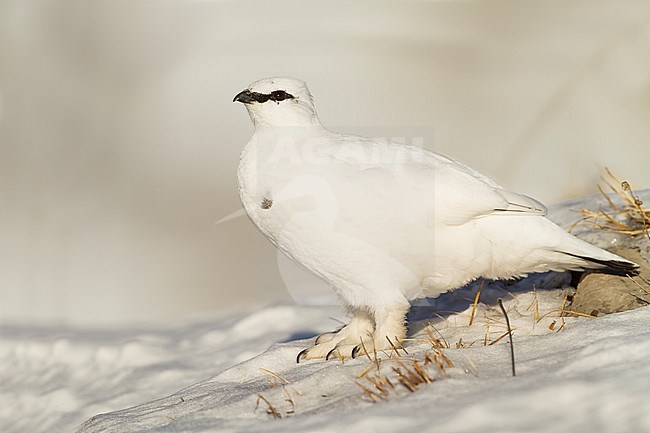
xmin=233 ymin=89 xmax=256 ymax=104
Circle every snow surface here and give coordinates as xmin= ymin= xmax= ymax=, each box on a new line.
xmin=2 ymin=193 xmax=650 ymax=433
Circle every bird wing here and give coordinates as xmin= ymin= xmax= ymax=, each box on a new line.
xmin=329 ymin=135 xmax=547 ymax=227
xmin=426 ymin=151 xmax=547 ymax=225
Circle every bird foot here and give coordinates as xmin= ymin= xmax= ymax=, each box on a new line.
xmin=297 ymin=330 xmax=404 ymax=363
xmin=296 ymin=306 xmax=408 ymax=363
xmin=297 ymin=320 xmax=374 ymax=362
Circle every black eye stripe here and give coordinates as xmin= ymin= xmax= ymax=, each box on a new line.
xmin=270 ymin=90 xmax=294 ymax=101
xmin=249 ymin=90 xmax=295 ymax=103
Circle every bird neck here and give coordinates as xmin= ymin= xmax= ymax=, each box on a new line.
xmin=247 ymin=103 xmax=325 ymax=130
xmin=251 ymin=123 xmax=330 ymax=143
xmin=251 ymin=116 xmax=329 ymax=137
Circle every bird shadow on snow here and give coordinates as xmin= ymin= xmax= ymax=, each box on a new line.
xmin=279 ymin=330 xmax=322 ymax=343
xmin=407 ymin=271 xmax=571 ymax=336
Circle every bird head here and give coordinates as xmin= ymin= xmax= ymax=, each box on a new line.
xmin=233 ymin=77 xmax=321 ymax=128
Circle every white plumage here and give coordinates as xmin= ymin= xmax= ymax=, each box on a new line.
xmin=233 ymin=77 xmax=638 ymax=362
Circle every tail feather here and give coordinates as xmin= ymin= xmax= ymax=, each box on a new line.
xmin=562 ymin=251 xmax=640 ymax=276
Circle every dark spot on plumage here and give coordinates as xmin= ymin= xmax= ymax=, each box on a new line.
xmin=261 ymin=197 xmax=273 ymax=210
xmin=233 ymin=89 xmax=295 ymax=104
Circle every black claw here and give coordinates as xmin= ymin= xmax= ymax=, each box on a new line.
xmin=315 ymin=325 xmax=344 ymax=345
xmin=351 ymin=344 xmax=362 ymax=359
xmin=315 ymin=333 xmax=332 ymax=346
xmin=325 ymin=348 xmax=338 ymax=361
xmin=296 ymin=348 xmax=309 ymax=363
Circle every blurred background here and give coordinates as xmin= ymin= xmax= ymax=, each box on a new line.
xmin=1 ymin=0 xmax=649 ymax=327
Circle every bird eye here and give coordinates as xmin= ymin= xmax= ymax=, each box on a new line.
xmin=270 ymin=90 xmax=294 ymax=102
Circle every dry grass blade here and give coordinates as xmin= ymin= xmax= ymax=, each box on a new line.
xmin=526 ymin=286 xmax=541 ymax=325
xmin=598 ymin=183 xmax=621 ymax=212
xmin=440 ymin=350 xmax=454 ymax=368
xmin=358 ymin=369 xmax=397 ymax=402
xmin=358 ymin=362 xmax=376 ymax=379
xmin=539 ymin=309 xmax=597 ymax=319
xmin=639 ymin=274 xmax=650 ymax=287
xmin=556 ymin=295 xmax=568 ymax=331
xmin=626 ymin=275 xmax=650 ymax=296
xmin=423 ymin=351 xmax=447 ymax=376
xmin=425 ymin=322 xmax=449 ymax=349
xmin=412 ymin=361 xmax=432 ymax=384
xmin=396 ymin=359 xmax=424 ymax=385
xmin=255 ymin=369 xmax=303 ymax=418
xmin=573 ymin=168 xmax=650 ymax=238
xmin=259 ymin=368 xmax=291 ymax=385
xmin=359 ymin=336 xmax=373 ymax=362
xmin=386 ymin=336 xmax=403 ymax=358
xmin=468 ymin=280 xmax=484 ymax=326
xmin=483 ymin=319 xmax=492 ymax=346
xmin=455 ymin=337 xmax=469 ymax=349
xmin=256 ymin=394 xmax=282 ymax=419
xmin=488 ymin=331 xmax=510 ymax=346
xmin=372 ymin=340 xmax=381 ymax=371
xmin=497 ymin=299 xmax=516 ymax=377
xmin=283 ymin=388 xmax=295 ymax=414
xmin=629 ymin=292 xmax=650 ymax=305
xmin=464 ymin=355 xmax=479 ymax=376
xmin=356 ymin=380 xmax=383 ymax=402
xmin=392 ymin=365 xmax=418 ymax=392
xmin=622 ymin=179 xmax=650 ymax=240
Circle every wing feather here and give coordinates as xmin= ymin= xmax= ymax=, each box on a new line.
xmin=334 ymin=137 xmax=547 ymax=226
xmin=428 ymin=151 xmax=547 ymax=225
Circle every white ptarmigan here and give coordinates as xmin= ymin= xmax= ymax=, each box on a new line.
xmin=233 ymin=77 xmax=639 ymax=362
